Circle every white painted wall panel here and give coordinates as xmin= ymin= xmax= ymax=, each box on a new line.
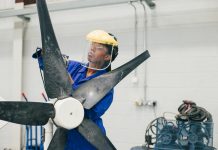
xmin=0 ymin=25 xmax=22 ymax=149
xmin=0 ymin=0 xmax=14 ymax=10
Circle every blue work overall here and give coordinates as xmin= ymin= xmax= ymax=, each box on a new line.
xmin=65 ymin=60 xmax=114 ymax=150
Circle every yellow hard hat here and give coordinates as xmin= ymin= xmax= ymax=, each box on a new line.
xmin=86 ymin=30 xmax=118 ymax=46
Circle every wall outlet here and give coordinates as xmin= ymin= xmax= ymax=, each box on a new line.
xmin=134 ymin=99 xmax=157 ymax=107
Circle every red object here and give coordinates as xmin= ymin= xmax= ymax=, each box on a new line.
xmin=21 ymin=92 xmax=28 ymax=102
xmin=42 ymin=93 xmax=48 ymax=102
xmin=16 ymin=0 xmax=36 ymax=5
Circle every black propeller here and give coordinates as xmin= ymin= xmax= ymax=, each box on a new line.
xmin=0 ymin=0 xmax=150 ymax=149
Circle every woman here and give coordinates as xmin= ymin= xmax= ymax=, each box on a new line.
xmin=65 ymin=30 xmax=118 ymax=150
xmin=33 ymin=29 xmax=119 ymax=149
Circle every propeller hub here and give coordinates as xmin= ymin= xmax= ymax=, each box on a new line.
xmin=53 ymin=97 xmax=84 ymax=130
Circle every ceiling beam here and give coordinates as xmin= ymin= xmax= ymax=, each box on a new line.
xmin=0 ymin=0 xmax=132 ymax=18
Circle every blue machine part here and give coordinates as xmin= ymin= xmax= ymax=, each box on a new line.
xmin=153 ymin=119 xmax=215 ymax=150
xmin=145 ymin=117 xmax=216 ymax=150
xmin=154 ymin=118 xmax=182 ymax=150
xmin=26 ymin=125 xmax=44 ymax=150
xmin=145 ymin=101 xmax=216 ymax=150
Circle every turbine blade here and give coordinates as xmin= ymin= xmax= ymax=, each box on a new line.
xmin=73 ymin=50 xmax=150 ymax=109
xmin=0 ymin=101 xmax=55 ymax=125
xmin=48 ymin=127 xmax=68 ymax=150
xmin=36 ymin=0 xmax=72 ymax=99
xmin=77 ymin=118 xmax=116 ymax=150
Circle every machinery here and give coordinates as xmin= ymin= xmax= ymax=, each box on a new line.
xmin=145 ymin=101 xmax=216 ymax=150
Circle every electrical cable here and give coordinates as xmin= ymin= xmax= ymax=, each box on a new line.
xmin=144 ymin=117 xmax=167 ymax=148
xmin=34 ymin=48 xmax=50 ymax=101
xmin=176 ymin=100 xmax=212 ymax=122
xmin=129 ymin=1 xmax=138 ymax=78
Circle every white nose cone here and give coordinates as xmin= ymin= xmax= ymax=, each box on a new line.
xmin=53 ymin=97 xmax=84 ymax=130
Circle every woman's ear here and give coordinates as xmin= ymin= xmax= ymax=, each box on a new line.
xmin=104 ymin=54 xmax=111 ymax=61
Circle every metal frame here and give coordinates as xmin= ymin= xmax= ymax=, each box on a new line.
xmin=0 ymin=0 xmax=131 ymax=18
xmin=0 ymin=0 xmax=155 ymax=18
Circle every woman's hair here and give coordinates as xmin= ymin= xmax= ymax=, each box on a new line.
xmin=105 ymin=33 xmax=119 ymax=72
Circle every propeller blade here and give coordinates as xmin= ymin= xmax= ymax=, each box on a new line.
xmin=48 ymin=127 xmax=68 ymax=150
xmin=73 ymin=50 xmax=150 ymax=109
xmin=77 ymin=118 xmax=116 ymax=150
xmin=36 ymin=0 xmax=72 ymax=99
xmin=0 ymin=101 xmax=55 ymax=125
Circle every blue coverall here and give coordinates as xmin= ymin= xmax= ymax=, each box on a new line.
xmin=64 ymin=60 xmax=114 ymax=150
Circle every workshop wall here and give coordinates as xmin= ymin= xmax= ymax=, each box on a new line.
xmin=0 ymin=0 xmax=218 ymax=149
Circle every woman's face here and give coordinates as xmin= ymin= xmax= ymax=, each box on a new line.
xmin=87 ymin=42 xmax=111 ymax=67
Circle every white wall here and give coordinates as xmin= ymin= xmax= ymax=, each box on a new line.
xmin=0 ymin=18 xmax=23 ymax=149
xmin=0 ymin=0 xmax=14 ymax=10
xmin=0 ymin=0 xmax=218 ymax=149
